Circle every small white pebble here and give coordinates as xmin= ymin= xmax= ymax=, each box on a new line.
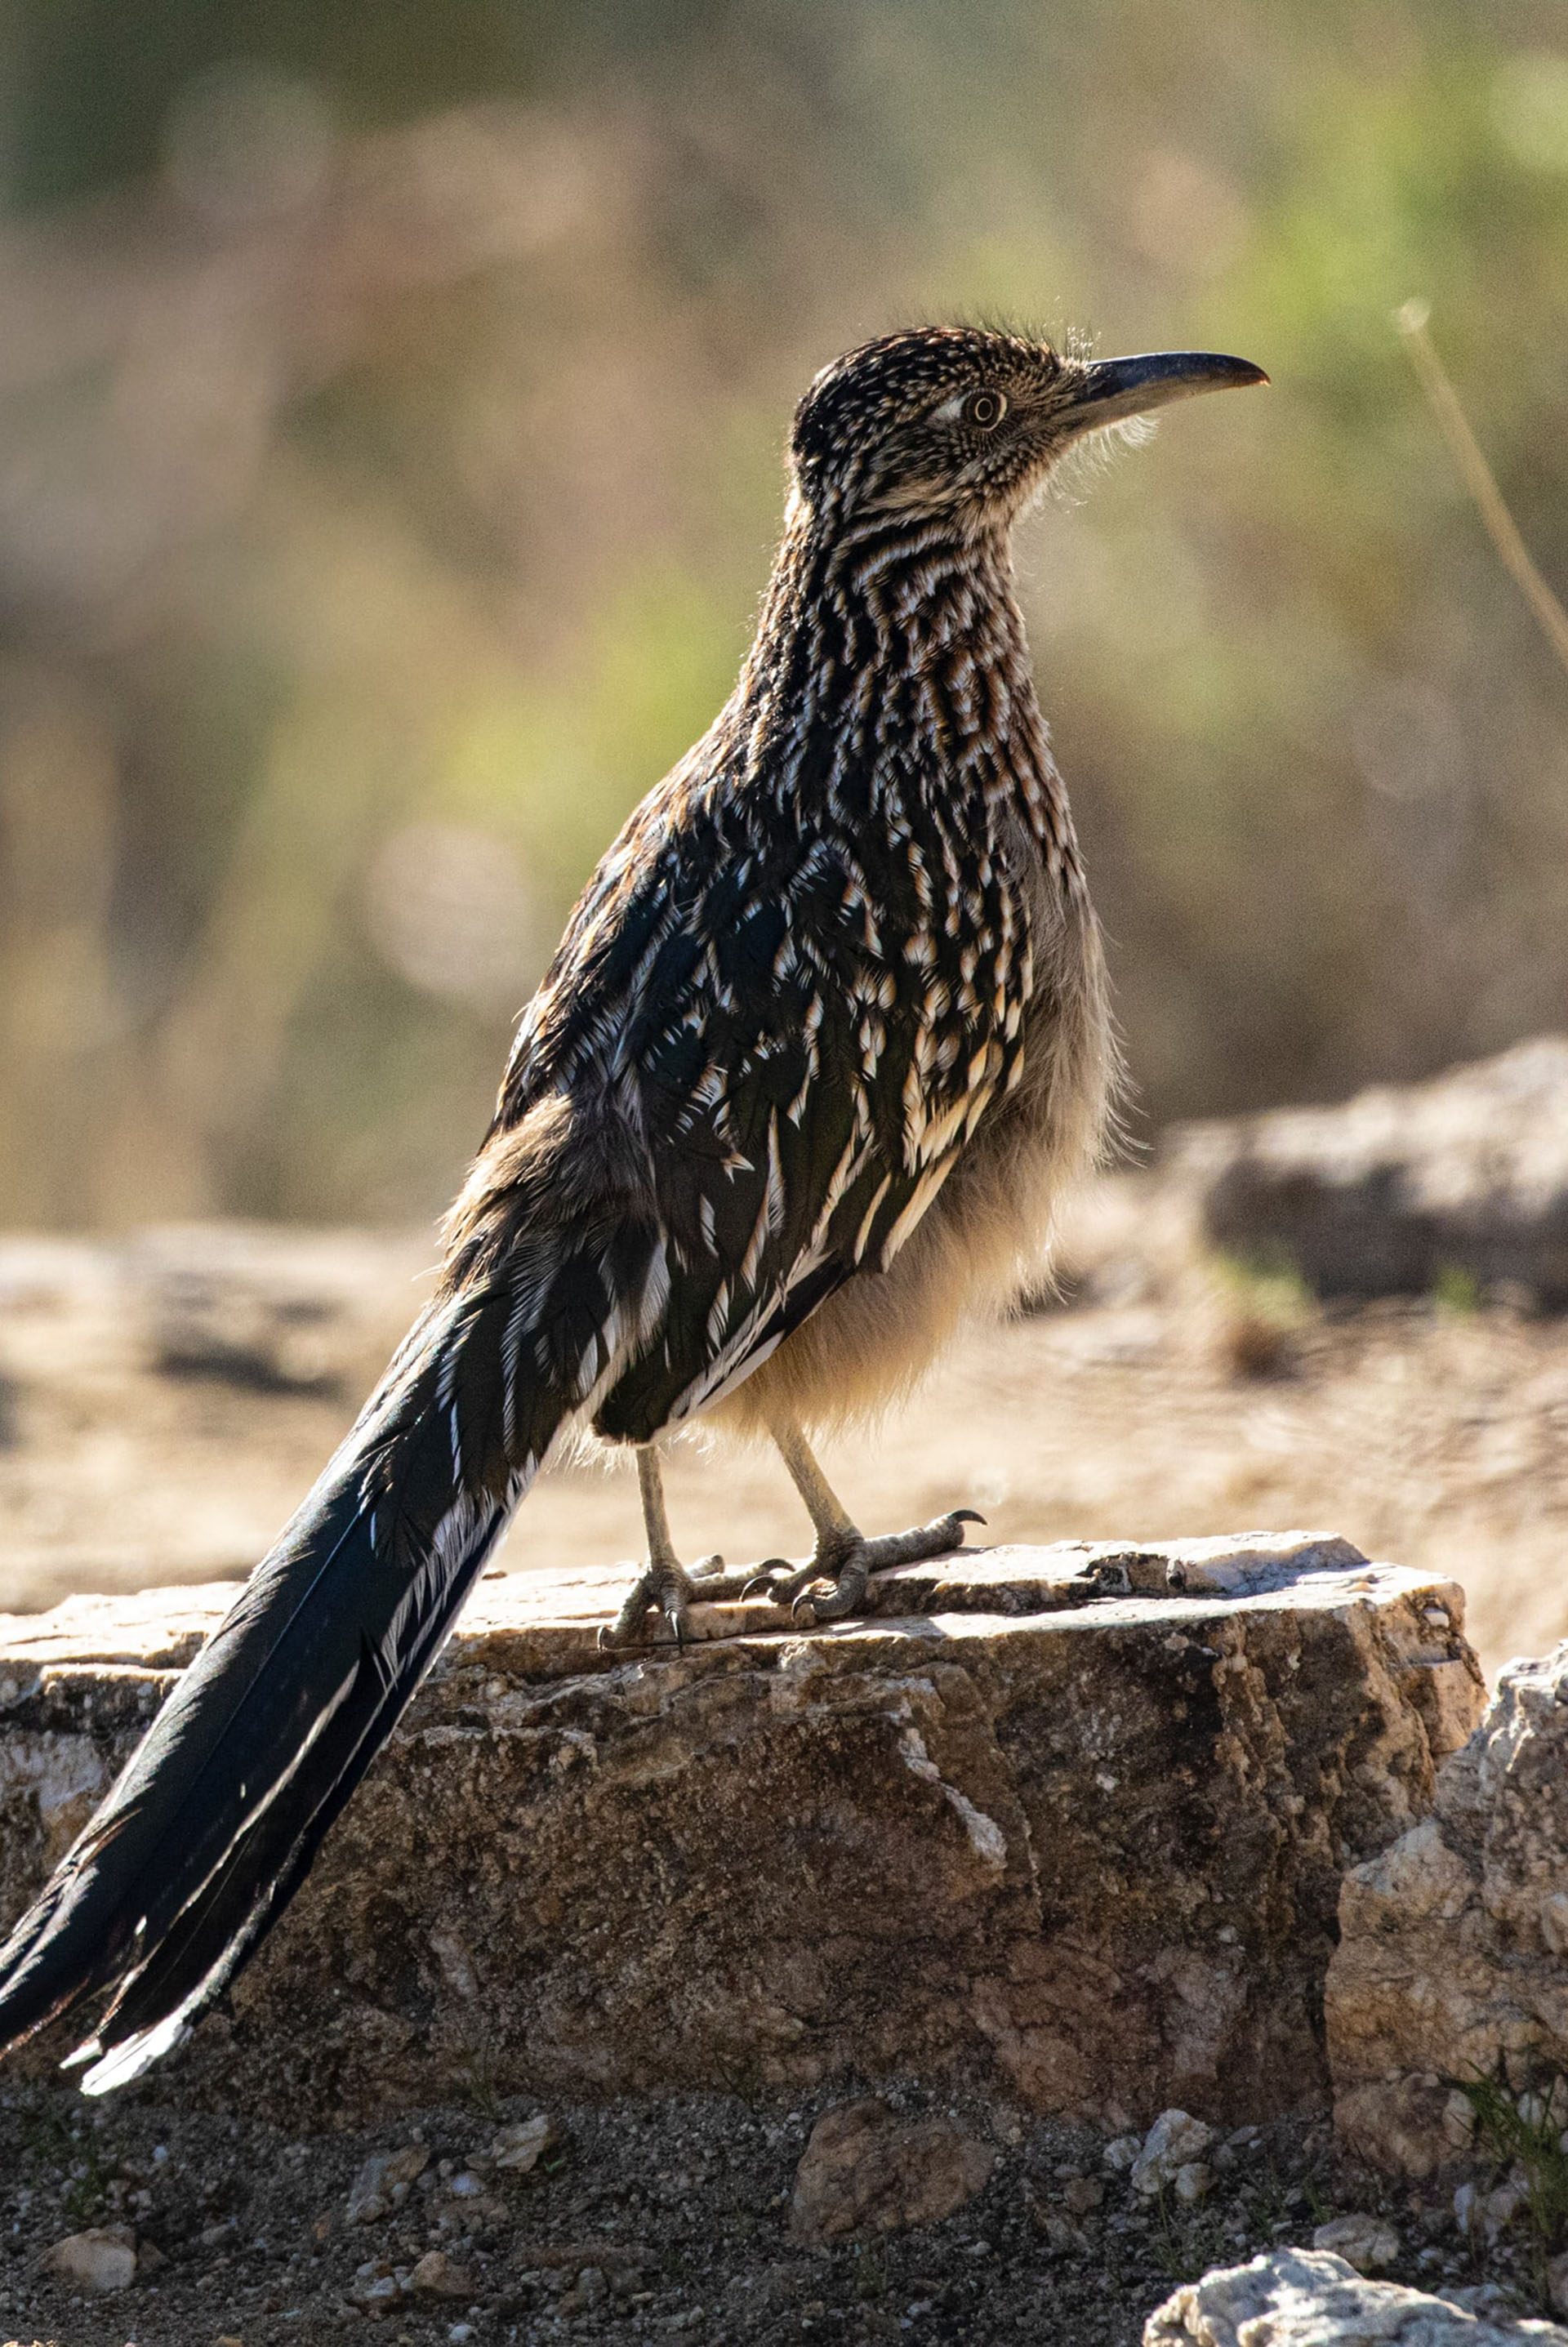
xmin=448 ymin=2327 xmax=476 ymax=2345
xmin=152 ymin=2146 xmax=168 ymax=2165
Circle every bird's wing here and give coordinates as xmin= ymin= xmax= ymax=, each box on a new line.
xmin=582 ymin=781 xmax=1022 ymax=1440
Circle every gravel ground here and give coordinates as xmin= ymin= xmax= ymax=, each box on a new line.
xmin=0 ymin=2079 xmax=1546 ymax=2347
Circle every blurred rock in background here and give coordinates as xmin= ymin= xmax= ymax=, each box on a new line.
xmin=1170 ymin=1037 xmax=1568 ymax=1310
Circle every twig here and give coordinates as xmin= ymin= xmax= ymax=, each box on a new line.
xmin=1395 ymin=297 xmax=1568 ymax=682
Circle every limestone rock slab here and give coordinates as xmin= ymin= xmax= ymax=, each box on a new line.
xmin=1329 ymin=1641 xmax=1568 ymax=2177
xmin=1143 ymin=2248 xmax=1566 ymax=2343
xmin=0 ymin=1535 xmax=1486 ymax=2131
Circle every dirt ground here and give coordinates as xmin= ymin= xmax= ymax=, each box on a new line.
xmin=2 ymin=1176 xmax=1566 ymax=1681
xmin=0 ymin=2078 xmax=1552 ymax=2347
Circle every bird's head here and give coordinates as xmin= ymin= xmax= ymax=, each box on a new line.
xmin=789 ymin=323 xmax=1266 ymax=533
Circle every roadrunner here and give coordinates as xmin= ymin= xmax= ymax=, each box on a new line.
xmin=0 ymin=324 xmax=1264 ymax=2091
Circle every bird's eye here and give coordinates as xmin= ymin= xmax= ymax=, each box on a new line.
xmin=963 ymin=388 xmax=1007 ymax=430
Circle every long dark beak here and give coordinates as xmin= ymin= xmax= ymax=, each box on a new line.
xmin=1068 ymin=350 xmax=1267 ymax=432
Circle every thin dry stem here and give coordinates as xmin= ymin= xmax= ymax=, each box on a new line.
xmin=1396 ymin=298 xmax=1568 ymax=682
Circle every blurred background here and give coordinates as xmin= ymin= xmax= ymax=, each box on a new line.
xmin=0 ymin=0 xmax=1566 ymax=1232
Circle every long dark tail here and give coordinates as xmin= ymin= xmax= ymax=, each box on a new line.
xmin=0 ymin=1205 xmax=659 ymax=2091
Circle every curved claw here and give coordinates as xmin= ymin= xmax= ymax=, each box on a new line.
xmin=790 ymin=1579 xmax=837 ymax=1627
xmin=793 ymin=1555 xmax=870 ymax=1627
xmin=953 ymin=1508 xmax=987 ymax=1528
xmin=599 ymin=1606 xmax=656 ymax=1654
xmin=740 ymin=1558 xmax=792 ymax=1601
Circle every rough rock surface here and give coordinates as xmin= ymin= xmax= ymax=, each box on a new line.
xmin=1329 ymin=1642 xmax=1568 ymax=2178
xmin=1 ymin=1534 xmax=1486 ymax=2133
xmin=39 ymin=2223 xmax=138 ymax=2292
xmin=1129 ymin=2108 xmax=1214 ymax=2199
xmin=1311 ymin=2211 xmax=1401 ymax=2272
xmin=1143 ymin=2247 xmax=1568 ymax=2343
xmin=1171 ymin=1036 xmax=1568 ymax=1305
xmin=786 ymin=2096 xmax=994 ymax=2240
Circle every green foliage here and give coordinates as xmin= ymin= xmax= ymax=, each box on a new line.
xmin=1212 ymin=1249 xmax=1312 ymax=1378
xmin=441 ymin=565 xmax=747 ymax=916
xmin=17 ymin=2097 xmax=109 ymax=2220
xmin=1459 ymin=2071 xmax=1568 ymax=2256
xmin=1149 ymin=2185 xmax=1231 ymax=2285
xmin=62 ymin=2135 xmax=111 ymax=2225
xmin=1215 ymin=1249 xmax=1312 ymax=1318
xmin=452 ymin=2037 xmax=504 ymax=2122
xmin=18 ymin=2098 xmax=76 ymax=2171
xmin=1434 ymin=1263 xmax=1484 ymax=1315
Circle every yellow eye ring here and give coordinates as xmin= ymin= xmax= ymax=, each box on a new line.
xmin=963 ymin=388 xmax=1007 ymax=430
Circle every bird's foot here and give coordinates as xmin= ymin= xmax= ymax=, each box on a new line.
xmin=599 ymin=1552 xmax=762 ymax=1649
xmin=743 ymin=1508 xmax=985 ymax=1626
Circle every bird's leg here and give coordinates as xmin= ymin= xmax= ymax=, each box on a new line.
xmin=747 ymin=1415 xmax=983 ymax=1625
xmin=599 ymin=1444 xmax=757 ymax=1647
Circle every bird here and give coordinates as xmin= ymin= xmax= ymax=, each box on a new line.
xmin=0 ymin=321 xmax=1265 ymax=2094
